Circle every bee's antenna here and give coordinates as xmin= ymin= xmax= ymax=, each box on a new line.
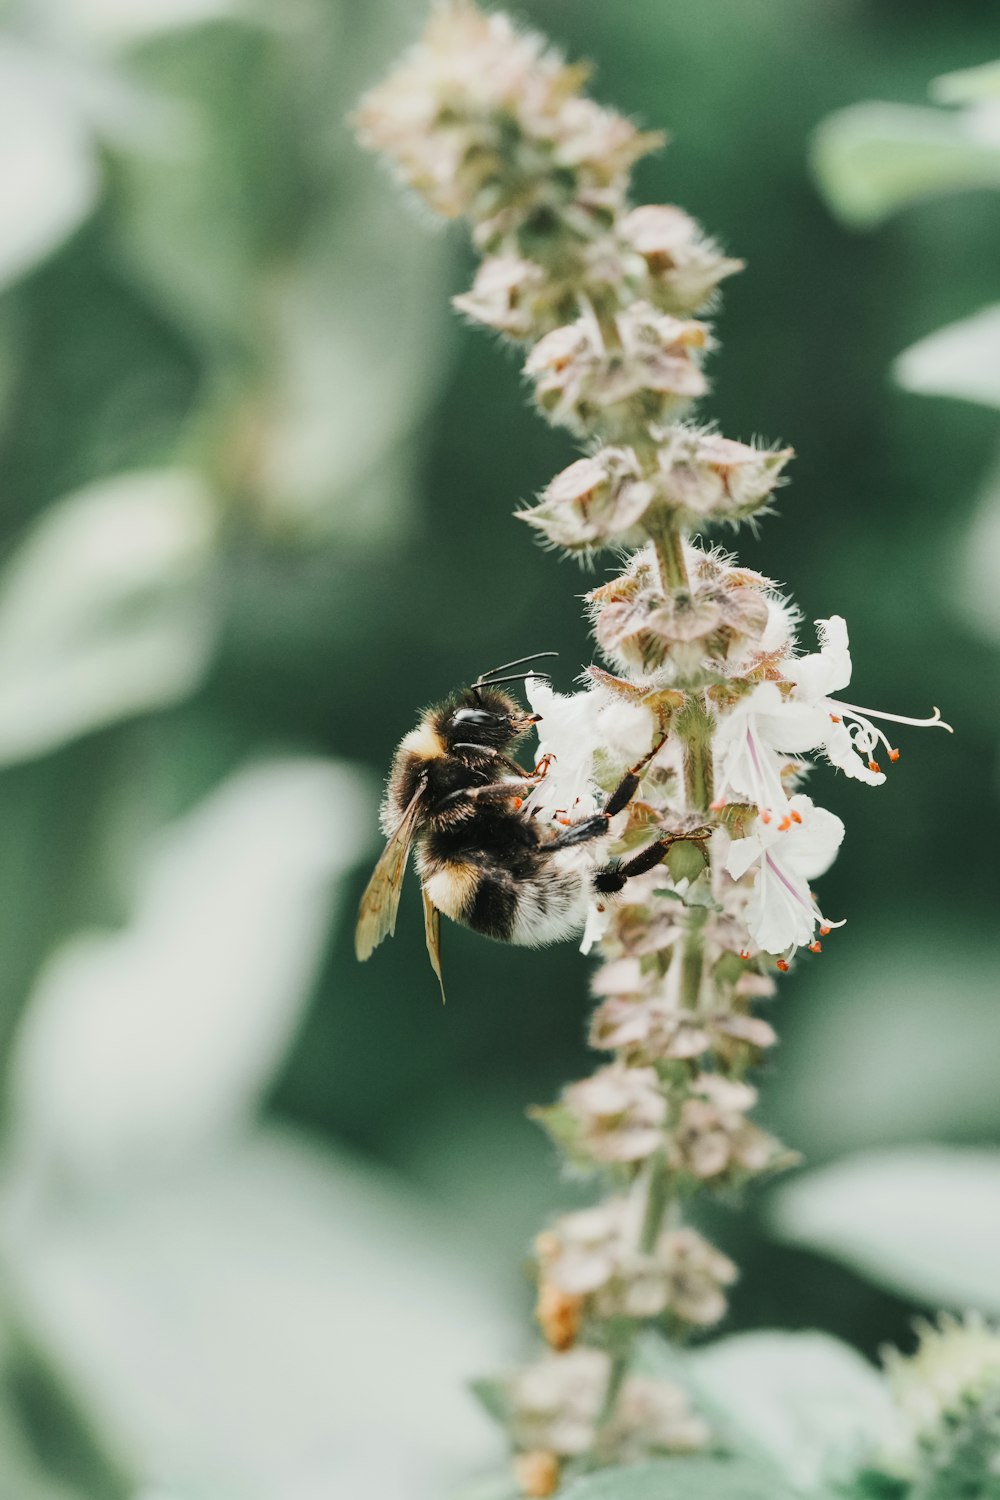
xmin=476 ymin=671 xmax=552 ymax=688
xmin=473 ymin=651 xmax=558 ymax=686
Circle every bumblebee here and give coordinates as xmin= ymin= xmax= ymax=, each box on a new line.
xmin=355 ymin=653 xmax=676 ymax=997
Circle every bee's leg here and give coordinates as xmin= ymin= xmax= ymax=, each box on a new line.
xmin=452 ymin=747 xmax=551 ymax=780
xmin=603 ymin=735 xmax=669 ymax=817
xmin=548 ymin=736 xmax=669 ymax=849
xmin=440 ymin=780 xmax=531 ymax=810
xmin=593 ymin=838 xmax=674 ymax=894
xmin=548 ymin=813 xmax=611 ymax=849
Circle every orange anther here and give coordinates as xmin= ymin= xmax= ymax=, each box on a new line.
xmin=791 ymin=810 xmax=802 ymax=824
xmin=513 ymin=798 xmax=523 ymax=810
xmin=778 ymin=815 xmax=791 ymax=831
xmin=761 ymin=809 xmax=772 ymax=824
xmin=776 ymin=959 xmax=790 ymax=973
xmin=710 ymin=797 xmax=727 ymax=812
xmin=889 ymin=748 xmax=900 ymax=762
xmin=868 ymin=760 xmax=881 ymax=773
xmin=819 ymin=924 xmax=831 ymax=936
xmin=829 ymin=714 xmax=841 ymax=724
xmin=739 ymin=949 xmax=750 ymax=960
xmin=808 ymin=941 xmax=822 ymax=954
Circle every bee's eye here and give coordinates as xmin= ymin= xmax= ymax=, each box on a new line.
xmin=453 ymin=708 xmax=502 ymax=728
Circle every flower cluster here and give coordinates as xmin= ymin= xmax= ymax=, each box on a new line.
xmin=875 ymin=1316 xmax=1000 ymax=1497
xmin=356 ymin=7 xmax=951 ymax=1492
xmin=535 ymin=1198 xmax=737 ymax=1338
xmin=507 ymin=1346 xmax=708 ymax=1496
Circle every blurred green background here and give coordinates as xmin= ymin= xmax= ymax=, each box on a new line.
xmin=0 ymin=0 xmax=998 ymax=1495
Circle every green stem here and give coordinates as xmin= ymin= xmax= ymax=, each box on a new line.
xmin=638 ymin=1151 xmax=671 ymax=1252
xmin=647 ymin=515 xmax=690 ymax=594
xmin=680 ymin=907 xmax=707 ymax=1010
xmin=677 ymin=695 xmax=714 ymax=813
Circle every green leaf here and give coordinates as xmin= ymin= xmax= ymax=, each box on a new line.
xmin=0 ymin=469 xmax=218 ymax=767
xmin=894 ymin=305 xmax=1000 ymax=410
xmin=560 ymin=1455 xmax=799 ymax=1500
xmin=769 ymin=1147 xmax=1000 ymax=1314
xmin=810 ymin=103 xmax=1000 ymax=228
xmin=469 ymin=1375 xmax=513 ymax=1428
xmin=686 ymin=1331 xmax=894 ymax=1492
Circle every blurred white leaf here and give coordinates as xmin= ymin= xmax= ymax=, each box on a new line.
xmin=34 ymin=0 xmax=247 ymax=47
xmin=0 ymin=469 xmax=218 ymax=766
xmin=9 ymin=759 xmax=370 ymax=1182
xmin=810 ymin=103 xmax=1000 ymax=228
xmin=0 ymin=42 xmax=100 ymax=289
xmin=686 ymin=1331 xmax=895 ymax=1491
xmin=957 ymin=453 xmax=1000 ymax=642
xmin=1 ymin=1126 xmax=507 ymax=1500
xmin=255 ymin=190 xmax=451 ymax=537
xmin=894 ymin=304 xmax=1000 ymax=409
xmin=933 ymin=60 xmax=1000 ymax=106
xmin=767 ymin=932 xmax=1000 ymax=1158
xmin=770 ymin=1147 xmax=1000 ymax=1314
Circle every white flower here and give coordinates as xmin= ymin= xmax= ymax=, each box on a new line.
xmin=713 ymin=680 xmax=819 ymax=814
xmin=725 ymin=793 xmax=845 ymax=956
xmin=788 ymin=616 xmax=952 ymax=785
xmin=713 ymin=616 xmax=952 ymax=811
xmin=524 ymin=676 xmax=602 ymax=822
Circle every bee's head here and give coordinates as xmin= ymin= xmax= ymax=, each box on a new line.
xmin=441 ymin=687 xmax=539 ymax=755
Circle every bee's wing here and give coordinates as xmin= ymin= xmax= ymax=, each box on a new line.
xmin=354 ymin=782 xmax=426 ymax=961
xmin=422 ymin=886 xmax=446 ymax=1005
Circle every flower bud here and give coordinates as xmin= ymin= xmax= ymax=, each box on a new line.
xmin=649 ymin=427 xmax=793 ymax=527
xmin=514 ymin=1450 xmax=561 ymax=1498
xmin=535 ymin=1198 xmax=737 ymax=1332
xmin=587 ymin=544 xmax=775 ymax=679
xmin=524 ymin=303 xmax=709 ymax=442
xmin=619 ymin=204 xmax=743 ymax=314
xmin=518 ymin=448 xmax=653 ymax=552
xmin=672 ymin=1073 xmax=782 ymax=1182
xmin=354 ymin=4 xmax=660 ymax=247
xmin=535 ymin=1279 xmax=585 ymax=1352
xmin=558 ymin=1062 xmax=667 ymax=1163
xmin=509 ymin=1347 xmax=707 ymax=1462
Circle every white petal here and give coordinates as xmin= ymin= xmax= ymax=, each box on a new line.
xmin=525 ymin=677 xmax=602 ymax=821
xmin=745 ymin=862 xmax=815 ymax=954
xmin=786 ymin=615 xmax=853 ymax=702
xmin=823 ymin=723 xmax=887 ymax=786
xmin=780 ymin=797 xmax=845 ymax=880
xmin=725 ymin=833 xmax=764 ymax=883
xmin=755 ymin=700 xmax=830 ymax=755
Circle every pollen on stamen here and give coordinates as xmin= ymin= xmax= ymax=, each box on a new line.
xmin=889 ymin=748 xmax=900 ymax=762
xmin=513 ymin=797 xmax=524 ymax=810
xmin=791 ymin=810 xmax=802 ymax=824
xmin=760 ymin=809 xmax=772 ymax=824
xmin=868 ymin=760 xmax=880 ymax=773
xmin=829 ymin=714 xmax=841 ymax=724
xmin=778 ymin=815 xmax=791 ymax=831
xmin=776 ymin=958 xmax=790 ymax=973
xmin=808 ymin=941 xmax=822 ymax=954
xmin=739 ymin=949 xmax=750 ymax=960
xmin=819 ymin=924 xmax=831 ymax=936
